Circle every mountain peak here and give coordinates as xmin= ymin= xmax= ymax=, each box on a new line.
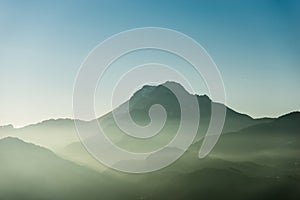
xmin=132 ymin=81 xmax=191 ymax=99
xmin=161 ymin=81 xmax=187 ymax=90
xmin=124 ymin=82 xmax=189 ymax=120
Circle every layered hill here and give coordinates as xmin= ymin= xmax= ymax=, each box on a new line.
xmin=0 ymin=137 xmax=134 ymax=200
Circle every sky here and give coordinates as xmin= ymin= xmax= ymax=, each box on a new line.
xmin=0 ymin=0 xmax=299 ymax=127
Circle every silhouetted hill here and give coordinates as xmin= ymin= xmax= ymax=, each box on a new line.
xmin=146 ymin=167 xmax=300 ymax=200
xmin=0 ymin=118 xmax=79 ymax=151
xmin=196 ymin=111 xmax=300 ymax=169
xmin=0 ymin=137 xmax=133 ymax=200
xmin=231 ymin=111 xmax=300 ymax=135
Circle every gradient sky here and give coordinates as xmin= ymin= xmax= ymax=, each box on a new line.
xmin=0 ymin=0 xmax=299 ymax=127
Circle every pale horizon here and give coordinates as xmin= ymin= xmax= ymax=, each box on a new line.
xmin=2 ymin=80 xmax=299 ymax=128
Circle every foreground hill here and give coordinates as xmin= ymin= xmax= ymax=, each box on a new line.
xmin=1 ymin=137 xmax=299 ymax=200
xmin=0 ymin=137 xmax=134 ymax=200
xmin=205 ymin=111 xmax=300 ymax=167
xmin=135 ymin=166 xmax=300 ymax=200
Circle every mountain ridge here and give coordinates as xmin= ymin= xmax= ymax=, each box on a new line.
xmin=2 ymin=82 xmax=299 ymax=129
xmin=0 ymin=82 xmax=298 ymax=153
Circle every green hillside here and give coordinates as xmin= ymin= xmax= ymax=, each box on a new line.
xmin=0 ymin=137 xmax=133 ymax=200
xmin=1 ymin=137 xmax=299 ymax=200
xmin=206 ymin=112 xmax=300 ymax=167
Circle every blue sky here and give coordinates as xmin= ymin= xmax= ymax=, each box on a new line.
xmin=0 ymin=0 xmax=299 ymax=127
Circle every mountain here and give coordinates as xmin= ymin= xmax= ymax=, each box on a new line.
xmin=93 ymin=81 xmax=272 ymax=154
xmin=103 ymin=81 xmax=271 ymax=134
xmin=57 ymin=82 xmax=275 ymax=170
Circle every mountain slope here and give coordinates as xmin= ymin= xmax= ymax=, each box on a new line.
xmin=0 ymin=119 xmax=79 ymax=152
xmin=198 ymin=112 xmax=300 ymax=168
xmin=104 ymin=81 xmax=271 ymax=134
xmin=94 ymin=81 xmax=272 ymax=153
xmin=0 ymin=137 xmax=133 ymax=200
xmin=143 ymin=167 xmax=300 ymax=200
xmin=1 ymin=133 xmax=299 ymax=200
